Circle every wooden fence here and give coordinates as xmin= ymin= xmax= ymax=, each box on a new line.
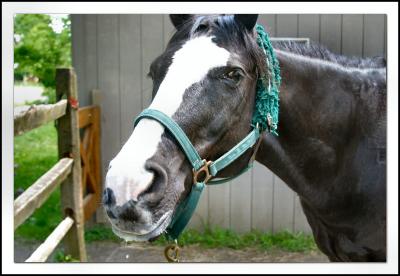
xmin=14 ymin=68 xmax=102 ymax=262
xmin=78 ymin=90 xmax=102 ymax=221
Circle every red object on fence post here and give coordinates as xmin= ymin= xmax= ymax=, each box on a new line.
xmin=68 ymin=97 xmax=79 ymax=109
xmin=56 ymin=68 xmax=87 ymax=262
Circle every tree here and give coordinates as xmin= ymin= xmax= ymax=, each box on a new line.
xmin=14 ymin=14 xmax=71 ymax=103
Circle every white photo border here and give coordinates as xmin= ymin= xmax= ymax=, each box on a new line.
xmin=2 ymin=2 xmax=398 ymax=274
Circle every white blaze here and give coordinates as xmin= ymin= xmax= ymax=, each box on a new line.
xmin=150 ymin=36 xmax=231 ymax=115
xmin=105 ymin=36 xmax=231 ymax=206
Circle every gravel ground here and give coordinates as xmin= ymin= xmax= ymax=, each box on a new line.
xmin=15 ymin=239 xmax=329 ymax=263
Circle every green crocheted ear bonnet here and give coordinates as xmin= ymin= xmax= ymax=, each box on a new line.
xmin=252 ymin=24 xmax=281 ymax=136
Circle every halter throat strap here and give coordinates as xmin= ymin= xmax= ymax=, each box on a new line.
xmin=134 ymin=108 xmax=263 ymax=240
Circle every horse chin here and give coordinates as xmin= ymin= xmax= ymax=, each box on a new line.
xmin=110 ymin=211 xmax=173 ymax=242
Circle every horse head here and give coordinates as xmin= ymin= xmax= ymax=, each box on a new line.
xmin=102 ymin=14 xmax=267 ymax=241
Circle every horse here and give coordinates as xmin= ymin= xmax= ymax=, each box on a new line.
xmin=102 ymin=14 xmax=386 ymax=262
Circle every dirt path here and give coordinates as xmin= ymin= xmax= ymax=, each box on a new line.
xmin=15 ymin=239 xmax=329 ymax=263
xmin=103 ymin=242 xmax=329 ymax=263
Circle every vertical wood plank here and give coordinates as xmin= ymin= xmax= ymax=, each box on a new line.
xmin=320 ymin=14 xmax=342 ymax=54
xmin=72 ymin=15 xmax=104 ymax=224
xmin=342 ymin=14 xmax=363 ymax=57
xmin=72 ymin=15 xmax=98 ymax=107
xmin=163 ymin=14 xmax=175 ymax=48
xmin=230 ymin=170 xmax=252 ymax=233
xmin=56 ymin=68 xmax=87 ymax=261
xmin=258 ymin=14 xmax=276 ymax=36
xmin=140 ymin=14 xmax=164 ymax=109
xmin=91 ymin=89 xmax=106 ymax=223
xmin=208 ymin=182 xmax=230 ymax=229
xmin=83 ymin=15 xmax=98 ymax=107
xmin=273 ymin=175 xmax=294 ymax=233
xmin=363 ymin=14 xmax=386 ymax=57
xmin=97 ymin=15 xmax=120 ymax=179
xmin=276 ymin=14 xmax=298 ymax=37
xmin=251 ymin=162 xmax=273 ymax=232
xmin=384 ymin=15 xmax=387 ymax=58
xmin=120 ymin=15 xmax=142 ymax=144
xmin=298 ymin=14 xmax=320 ymax=42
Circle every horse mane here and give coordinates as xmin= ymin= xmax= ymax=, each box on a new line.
xmin=272 ymin=40 xmax=386 ymax=69
xmin=168 ymin=15 xmax=386 ymax=74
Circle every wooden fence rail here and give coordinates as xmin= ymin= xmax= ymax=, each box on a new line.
xmin=25 ymin=216 xmax=75 ymax=262
xmin=14 ymin=68 xmax=89 ymax=262
xmin=14 ymin=158 xmax=73 ymax=230
xmin=14 ymin=99 xmax=67 ymax=136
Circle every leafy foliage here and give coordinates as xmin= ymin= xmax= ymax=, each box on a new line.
xmin=14 ymin=14 xmax=71 ymax=103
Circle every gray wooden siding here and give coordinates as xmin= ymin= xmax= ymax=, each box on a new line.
xmin=71 ymin=14 xmax=386 ymax=234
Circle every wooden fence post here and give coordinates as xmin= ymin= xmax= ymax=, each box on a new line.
xmin=91 ymin=89 xmax=106 ymax=224
xmin=56 ymin=68 xmax=87 ymax=261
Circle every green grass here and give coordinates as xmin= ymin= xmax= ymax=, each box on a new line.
xmin=154 ymin=227 xmax=317 ymax=252
xmin=85 ymin=224 xmax=317 ymax=252
xmin=84 ymin=225 xmax=120 ymax=243
xmin=53 ymin=250 xmax=79 ymax=262
xmin=14 ymin=122 xmax=61 ymax=240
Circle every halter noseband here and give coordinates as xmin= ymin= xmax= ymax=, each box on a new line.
xmin=134 ymin=109 xmax=263 ymax=240
xmin=133 ymin=23 xmax=280 ymax=242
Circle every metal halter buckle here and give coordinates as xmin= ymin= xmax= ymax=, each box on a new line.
xmin=193 ymin=160 xmax=212 ymax=184
xmin=164 ymin=239 xmax=180 ymax=262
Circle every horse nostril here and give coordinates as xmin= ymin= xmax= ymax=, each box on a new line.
xmin=119 ymin=199 xmax=143 ymax=222
xmin=103 ymin=187 xmax=116 ymax=206
xmin=138 ymin=161 xmax=168 ymax=204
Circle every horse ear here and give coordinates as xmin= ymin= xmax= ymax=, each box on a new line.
xmin=234 ymin=14 xmax=258 ymax=31
xmin=170 ymin=14 xmax=192 ymax=30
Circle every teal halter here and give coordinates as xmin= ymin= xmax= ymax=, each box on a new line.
xmin=133 ymin=23 xmax=280 ymax=241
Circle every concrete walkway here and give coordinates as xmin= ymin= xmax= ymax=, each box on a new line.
xmin=14 ymin=239 xmax=329 ymax=263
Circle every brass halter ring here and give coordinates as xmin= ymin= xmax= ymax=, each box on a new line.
xmin=164 ymin=240 xmax=180 ymax=262
xmin=193 ymin=160 xmax=212 ymax=184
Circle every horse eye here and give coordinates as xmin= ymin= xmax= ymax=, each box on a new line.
xmin=223 ymin=69 xmax=243 ymax=84
xmin=196 ymin=23 xmax=208 ymax=33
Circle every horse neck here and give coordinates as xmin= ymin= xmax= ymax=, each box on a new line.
xmin=255 ymin=49 xmax=385 ymax=202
